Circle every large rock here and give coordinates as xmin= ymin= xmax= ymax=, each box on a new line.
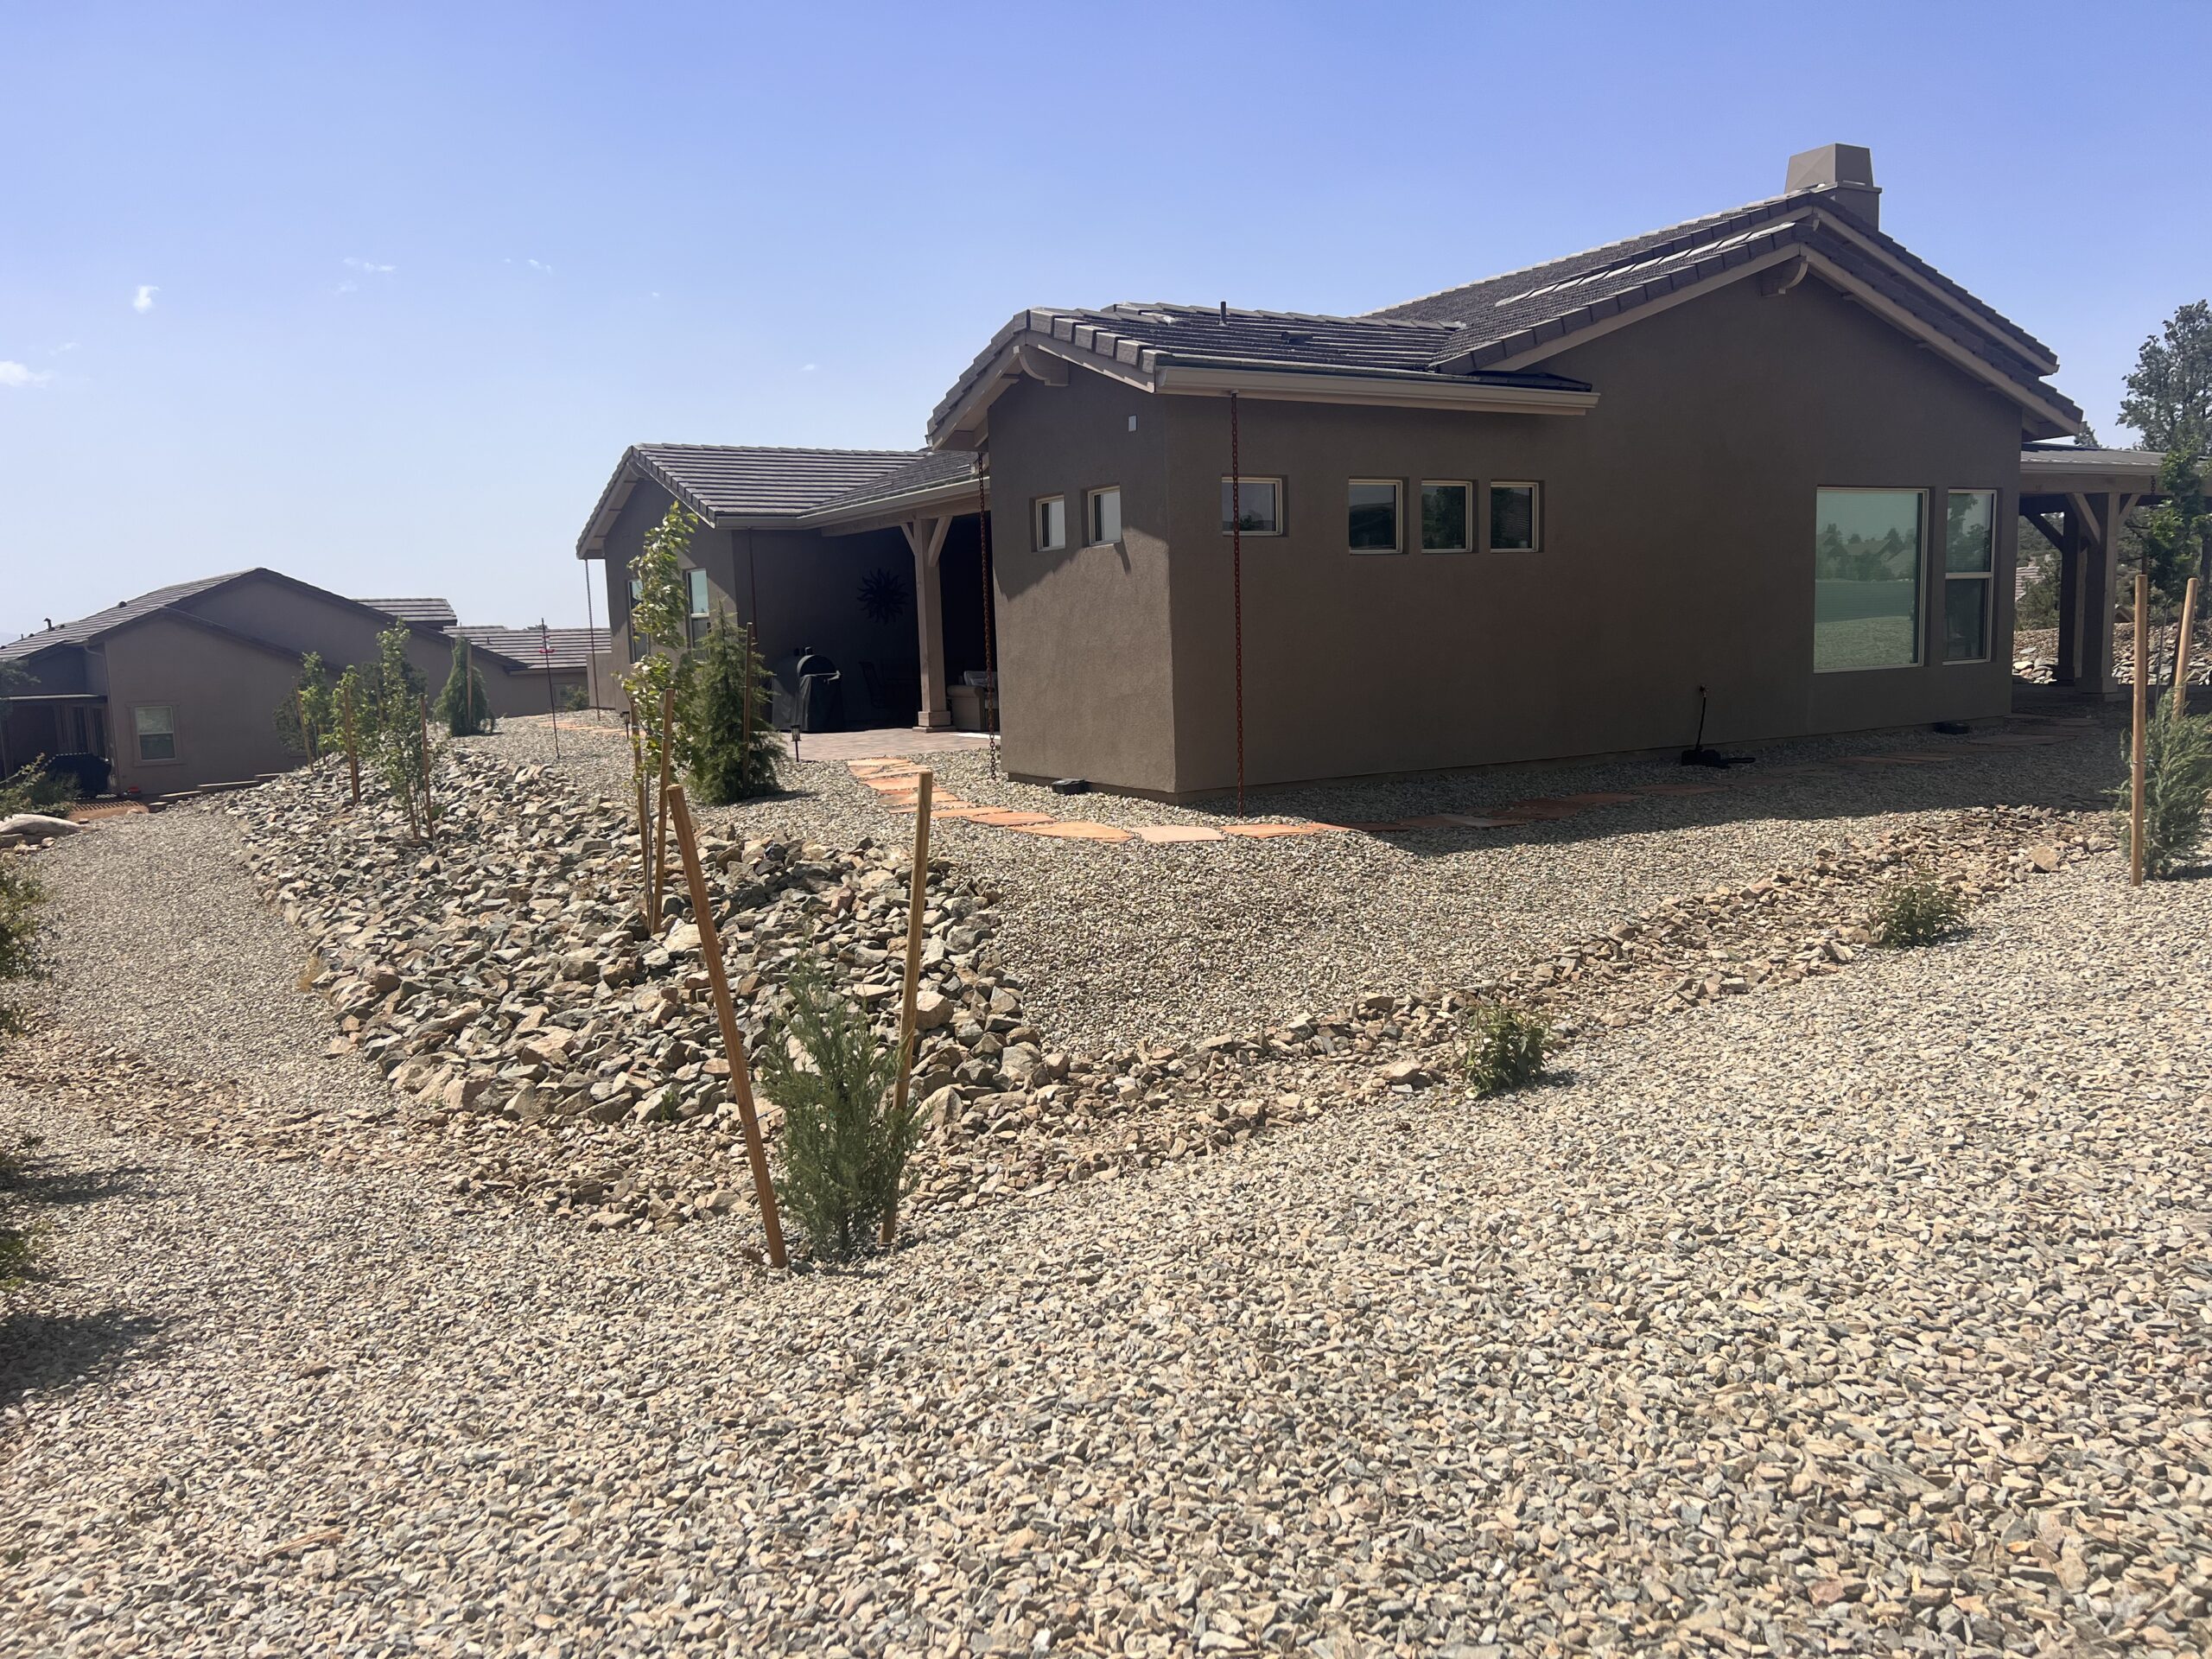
xmin=0 ymin=813 xmax=83 ymax=846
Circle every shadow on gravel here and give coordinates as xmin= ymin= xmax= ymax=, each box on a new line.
xmin=8 ymin=1159 xmax=159 ymax=1210
xmin=0 ymin=1307 xmax=166 ymax=1409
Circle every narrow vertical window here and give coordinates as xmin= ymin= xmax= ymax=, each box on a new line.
xmin=1943 ymin=489 xmax=1996 ymax=663
xmin=1034 ymin=496 xmax=1066 ymax=552
xmin=685 ymin=568 xmax=709 ymax=620
xmin=1348 ymin=480 xmax=1402 ymax=552
xmin=1087 ymin=486 xmax=1122 ymax=545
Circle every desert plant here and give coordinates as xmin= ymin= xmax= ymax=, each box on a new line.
xmin=1872 ymin=876 xmax=1967 ymax=947
xmin=435 ymin=637 xmax=493 ymax=737
xmin=367 ymin=624 xmax=440 ymax=836
xmin=0 ymin=759 xmax=77 ymax=817
xmin=619 ymin=501 xmax=702 ymax=784
xmin=680 ymin=612 xmax=779 ymax=803
xmin=758 ymin=958 xmax=917 ymax=1261
xmin=559 ymin=683 xmax=591 ymax=713
xmin=1464 ymin=1002 xmax=1548 ymax=1097
xmin=275 ymin=652 xmax=334 ymax=757
xmin=2116 ymin=706 xmax=2212 ymax=879
xmin=0 ymin=859 xmax=48 ymax=1037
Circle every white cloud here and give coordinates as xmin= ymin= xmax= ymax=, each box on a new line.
xmin=0 ymin=361 xmax=52 ymax=389
xmin=132 ymin=285 xmax=158 ymax=313
xmin=54 ymin=341 xmax=79 ymax=353
xmin=335 ymin=280 xmax=359 ymax=295
xmin=524 ymin=257 xmax=552 ymax=273
xmin=343 ymin=257 xmax=396 ymax=274
xmin=801 ymin=363 xmax=817 ymax=372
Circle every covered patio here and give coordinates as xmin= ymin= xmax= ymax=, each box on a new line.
xmin=2019 ymin=443 xmax=2206 ymax=697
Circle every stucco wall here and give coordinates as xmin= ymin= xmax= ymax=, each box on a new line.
xmin=101 ymin=614 xmax=302 ymax=797
xmin=182 ymin=578 xmax=453 ymax=695
xmin=1138 ymin=274 xmax=2023 ymax=794
xmin=986 ymin=371 xmax=1176 ymax=791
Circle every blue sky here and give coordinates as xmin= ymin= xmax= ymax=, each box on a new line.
xmin=3 ymin=1 xmax=2207 ymax=642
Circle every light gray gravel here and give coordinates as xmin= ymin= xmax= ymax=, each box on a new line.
xmin=3 ymin=820 xmax=2207 ymax=1656
xmin=478 ymin=712 xmax=2128 ymax=1056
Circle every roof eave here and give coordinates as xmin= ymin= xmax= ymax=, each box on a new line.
xmin=1153 ymin=363 xmax=1599 ymax=415
xmin=799 ymin=474 xmax=985 ymax=531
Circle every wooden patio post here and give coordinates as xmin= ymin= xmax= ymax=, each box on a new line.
xmin=882 ymin=769 xmax=932 ymax=1246
xmin=666 ymin=783 xmax=786 ymax=1269
xmin=340 ymin=683 xmax=360 ymax=806
xmin=2130 ymin=572 xmax=2149 ymax=887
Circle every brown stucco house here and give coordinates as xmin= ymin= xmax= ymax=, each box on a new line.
xmin=579 ymin=144 xmax=2151 ymax=798
xmin=1 ymin=569 xmax=602 ymax=798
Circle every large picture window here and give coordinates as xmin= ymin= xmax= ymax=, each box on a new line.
xmin=1943 ymin=489 xmax=1996 ymax=663
xmin=1348 ymin=480 xmax=1401 ymax=552
xmin=1814 ymin=488 xmax=1924 ymax=671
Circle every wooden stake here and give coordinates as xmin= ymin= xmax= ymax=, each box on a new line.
xmin=416 ymin=693 xmax=436 ymax=844
xmin=882 ymin=769 xmax=932 ymax=1246
xmin=666 ymin=783 xmax=786 ymax=1269
xmin=2173 ymin=575 xmax=2200 ymax=713
xmin=651 ymin=685 xmax=677 ymax=925
xmin=2130 ymin=571 xmax=2148 ymax=887
xmin=628 ymin=714 xmax=652 ymax=920
xmin=340 ymin=683 xmax=360 ymax=806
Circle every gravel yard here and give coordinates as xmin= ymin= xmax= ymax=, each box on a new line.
xmin=3 ymin=811 xmax=2209 ymax=1656
xmin=483 ymin=712 xmax=2127 ymax=1054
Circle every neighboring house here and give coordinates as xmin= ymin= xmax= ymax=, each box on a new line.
xmin=569 ymin=144 xmax=2160 ymax=797
xmin=575 ymin=445 xmax=988 ymax=728
xmin=0 ymin=569 xmax=597 ymax=797
xmin=448 ymin=624 xmax=603 ymax=712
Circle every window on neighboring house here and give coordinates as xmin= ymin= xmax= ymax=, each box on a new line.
xmin=686 ymin=567 xmax=710 ymax=620
xmin=627 ymin=574 xmax=642 ymax=603
xmin=1943 ymin=489 xmax=1996 ymax=663
xmin=1220 ymin=477 xmax=1283 ymax=535
xmin=1814 ymin=487 xmax=1924 ymax=671
xmin=1489 ymin=482 xmax=1541 ymax=552
xmin=1422 ymin=481 xmax=1472 ymax=551
xmin=1035 ymin=495 xmax=1066 ymax=552
xmin=134 ymin=703 xmax=176 ymax=762
xmin=1087 ymin=486 xmax=1122 ymax=546
xmin=1348 ymin=480 xmax=1402 ymax=552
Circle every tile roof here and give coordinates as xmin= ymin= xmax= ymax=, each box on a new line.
xmin=358 ymin=596 xmax=459 ymax=628
xmin=807 ymin=449 xmax=982 ymax=517
xmin=450 ymin=625 xmax=609 ymax=671
xmin=0 ymin=571 xmax=246 ymax=662
xmin=631 ymin=444 xmax=928 ymax=518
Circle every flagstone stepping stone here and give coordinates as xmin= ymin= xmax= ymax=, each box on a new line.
xmin=1132 ymin=825 xmax=1227 ymax=844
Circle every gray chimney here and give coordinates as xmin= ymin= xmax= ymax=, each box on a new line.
xmin=1784 ymin=143 xmax=1879 ymax=230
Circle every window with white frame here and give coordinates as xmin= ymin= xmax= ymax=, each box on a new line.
xmin=1814 ymin=487 xmax=1924 ymax=671
xmin=1421 ymin=481 xmax=1472 ymax=551
xmin=1348 ymin=480 xmax=1402 ymax=552
xmin=1220 ymin=477 xmax=1282 ymax=535
xmin=1087 ymin=486 xmax=1122 ymax=546
xmin=134 ymin=703 xmax=176 ymax=762
xmin=1034 ymin=495 xmax=1066 ymax=552
xmin=685 ymin=568 xmax=709 ymax=619
xmin=1943 ymin=489 xmax=1996 ymax=663
xmin=1489 ymin=482 xmax=1541 ymax=552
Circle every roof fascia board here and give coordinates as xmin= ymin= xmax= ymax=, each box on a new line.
xmin=1154 ymin=365 xmax=1599 ymax=415
xmin=929 ymin=327 xmax=1160 ymax=449
xmin=800 ymin=477 xmax=984 ymax=533
xmin=1808 ymin=209 xmax=2059 ymax=374
xmin=1479 ymin=245 xmax=2082 ymax=437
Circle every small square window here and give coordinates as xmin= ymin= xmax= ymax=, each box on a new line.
xmin=1087 ymin=486 xmax=1122 ymax=546
xmin=134 ymin=703 xmax=176 ymax=763
xmin=685 ymin=568 xmax=709 ymax=619
xmin=1489 ymin=482 xmax=1541 ymax=552
xmin=1220 ymin=477 xmax=1283 ymax=535
xmin=1348 ymin=480 xmax=1402 ymax=552
xmin=1034 ymin=496 xmax=1066 ymax=552
xmin=1421 ymin=481 xmax=1472 ymax=552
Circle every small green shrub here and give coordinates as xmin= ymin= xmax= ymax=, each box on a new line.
xmin=435 ymin=638 xmax=493 ymax=738
xmin=759 ymin=958 xmax=916 ymax=1261
xmin=559 ymin=683 xmax=592 ymax=713
xmin=0 ymin=760 xmax=78 ymax=817
xmin=681 ymin=613 xmax=779 ymax=804
xmin=1464 ymin=1002 xmax=1548 ymax=1097
xmin=2114 ymin=708 xmax=2212 ymax=880
xmin=1872 ymin=877 xmax=1966 ymax=947
xmin=0 ymin=860 xmax=48 ymax=1036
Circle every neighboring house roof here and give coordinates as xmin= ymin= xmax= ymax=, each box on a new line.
xmin=450 ymin=625 xmax=609 ymax=671
xmin=359 ymin=596 xmax=459 ymax=628
xmin=576 ymin=444 xmax=932 ymax=556
xmin=0 ymin=572 xmax=245 ymax=661
xmin=927 ymin=175 xmax=2084 ymax=447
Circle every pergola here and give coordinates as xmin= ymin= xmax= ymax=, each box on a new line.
xmin=2019 ymin=444 xmax=2202 ymax=696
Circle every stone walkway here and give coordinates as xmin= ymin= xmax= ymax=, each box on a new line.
xmin=847 ymin=717 xmax=2094 ymax=848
